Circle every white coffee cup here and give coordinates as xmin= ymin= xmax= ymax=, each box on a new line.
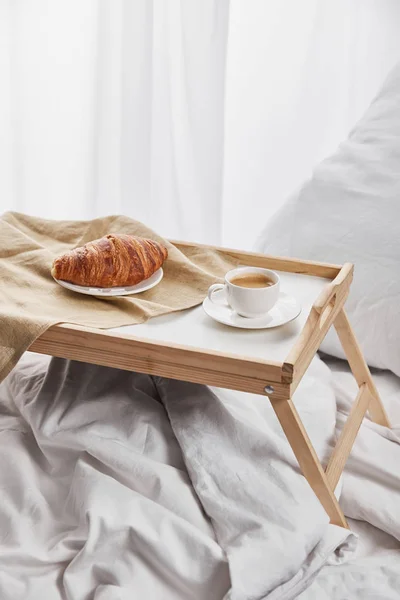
xmin=207 ymin=267 xmax=280 ymax=318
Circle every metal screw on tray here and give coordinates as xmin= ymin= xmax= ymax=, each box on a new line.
xmin=264 ymin=385 xmax=274 ymax=395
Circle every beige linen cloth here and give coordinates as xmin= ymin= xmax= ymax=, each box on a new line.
xmin=0 ymin=212 xmax=237 ymax=383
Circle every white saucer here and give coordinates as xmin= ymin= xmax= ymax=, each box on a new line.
xmin=54 ymin=268 xmax=163 ymax=297
xmin=202 ymin=290 xmax=301 ymax=329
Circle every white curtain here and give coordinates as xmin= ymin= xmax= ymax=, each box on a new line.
xmin=0 ymin=0 xmax=229 ymax=244
xmin=1 ymin=0 xmax=400 ymax=247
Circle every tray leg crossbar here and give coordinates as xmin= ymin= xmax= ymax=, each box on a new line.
xmin=325 ymin=383 xmax=371 ymax=490
xmin=269 ymin=307 xmax=390 ymax=529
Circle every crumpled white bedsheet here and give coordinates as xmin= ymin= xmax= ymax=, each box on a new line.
xmin=300 ymin=358 xmax=400 ymax=598
xmin=0 ymin=352 xmax=399 ymax=599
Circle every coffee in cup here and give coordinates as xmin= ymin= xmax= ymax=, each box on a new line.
xmin=229 ymin=273 xmax=275 ymax=289
xmin=207 ymin=267 xmax=280 ymax=318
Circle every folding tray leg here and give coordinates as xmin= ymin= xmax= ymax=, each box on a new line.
xmin=270 ymin=396 xmax=349 ymax=529
xmin=334 ymin=308 xmax=390 ymax=427
xmin=318 ymin=308 xmax=391 ymax=510
xmin=269 ymin=307 xmax=391 ymax=529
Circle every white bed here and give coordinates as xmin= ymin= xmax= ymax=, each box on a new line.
xmin=0 ymin=350 xmax=399 ymax=600
xmin=2 ymin=46 xmax=400 ymax=600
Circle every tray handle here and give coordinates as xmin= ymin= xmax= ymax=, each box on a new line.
xmin=313 ymin=263 xmax=353 ymax=327
xmin=284 ymin=263 xmax=354 ymax=389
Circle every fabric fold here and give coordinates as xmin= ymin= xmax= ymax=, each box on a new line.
xmin=0 ymin=211 xmax=237 ymax=383
xmin=154 ymin=357 xmax=356 ymax=600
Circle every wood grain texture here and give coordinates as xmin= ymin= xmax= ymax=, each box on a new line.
xmin=29 ymin=323 xmax=287 ymax=394
xmin=270 ymin=396 xmax=348 ymax=528
xmin=172 ymin=240 xmax=342 ymax=279
xmin=285 ymin=263 xmax=354 ymax=392
xmin=334 ymin=309 xmax=390 ymax=427
xmin=325 ymin=384 xmax=371 ymax=490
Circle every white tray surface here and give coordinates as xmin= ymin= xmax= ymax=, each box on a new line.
xmin=110 ymin=271 xmax=328 ymax=364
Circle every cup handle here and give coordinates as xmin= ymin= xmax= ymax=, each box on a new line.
xmin=207 ymin=283 xmax=226 ymax=304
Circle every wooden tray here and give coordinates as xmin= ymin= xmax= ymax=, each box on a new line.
xmin=29 ymin=241 xmax=391 ymax=529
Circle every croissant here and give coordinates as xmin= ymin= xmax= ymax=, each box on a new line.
xmin=51 ymin=234 xmax=168 ymax=287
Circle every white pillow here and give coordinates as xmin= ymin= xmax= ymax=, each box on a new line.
xmin=257 ymin=63 xmax=400 ymax=376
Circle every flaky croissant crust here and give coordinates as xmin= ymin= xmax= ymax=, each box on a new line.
xmin=51 ymin=233 xmax=168 ymax=287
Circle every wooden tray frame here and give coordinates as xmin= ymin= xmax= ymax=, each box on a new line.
xmin=30 ymin=242 xmax=391 ymax=529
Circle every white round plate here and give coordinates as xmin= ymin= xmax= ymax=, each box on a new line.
xmin=202 ymin=290 xmax=301 ymax=329
xmin=54 ymin=268 xmax=163 ymax=297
